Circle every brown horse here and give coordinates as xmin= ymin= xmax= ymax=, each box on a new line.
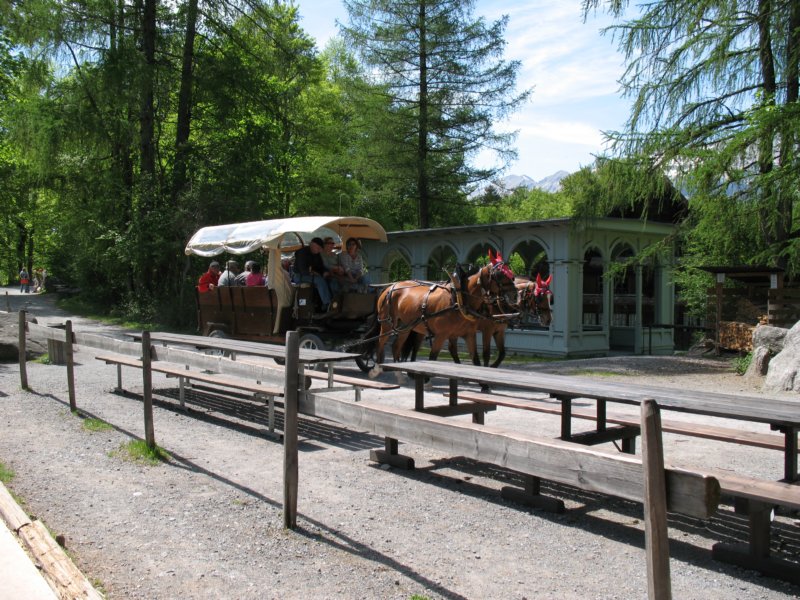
xmin=368 ymin=254 xmax=516 ymax=380
xmin=443 ymin=272 xmax=554 ymax=371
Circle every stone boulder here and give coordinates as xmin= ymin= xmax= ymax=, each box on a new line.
xmin=764 ymin=320 xmax=800 ymax=391
xmin=745 ymin=324 xmax=788 ymax=378
xmin=0 ymin=312 xmax=46 ymax=361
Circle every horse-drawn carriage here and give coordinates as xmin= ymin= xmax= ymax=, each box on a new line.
xmin=185 ymin=216 xmax=554 ymax=374
xmin=185 ymin=216 xmax=387 ymax=371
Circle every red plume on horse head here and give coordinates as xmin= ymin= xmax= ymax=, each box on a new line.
xmin=536 ymin=273 xmax=552 ymax=287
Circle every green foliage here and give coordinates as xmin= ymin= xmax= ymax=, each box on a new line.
xmin=732 ymin=352 xmax=753 ymax=376
xmin=583 ymin=0 xmax=800 ymax=283
xmin=342 ymin=0 xmax=530 ymax=228
xmin=474 ymin=186 xmax=572 ymax=224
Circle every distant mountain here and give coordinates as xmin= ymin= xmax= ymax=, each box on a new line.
xmin=471 ymin=170 xmax=570 ymax=198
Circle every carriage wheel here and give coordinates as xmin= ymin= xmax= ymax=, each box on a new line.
xmin=206 ymin=329 xmax=232 ymax=358
xmin=299 ymin=333 xmax=327 ymax=371
xmin=355 ymin=350 xmax=376 ymax=373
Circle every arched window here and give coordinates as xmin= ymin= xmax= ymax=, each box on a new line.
xmin=388 ymin=256 xmax=411 ymax=282
xmin=426 ymin=245 xmax=457 ymax=280
xmin=611 ymin=244 xmax=636 ymax=327
xmin=510 ymin=240 xmax=549 ymax=279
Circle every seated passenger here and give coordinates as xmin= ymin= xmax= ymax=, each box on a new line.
xmin=218 ymin=260 xmax=240 ymax=286
xmin=337 ymin=238 xmax=371 ymax=293
xmin=246 ymin=262 xmax=267 ymax=286
xmin=197 ymin=261 xmax=221 ymax=292
xmin=235 ymin=260 xmax=253 ymax=286
xmin=292 ymin=237 xmax=332 ymax=311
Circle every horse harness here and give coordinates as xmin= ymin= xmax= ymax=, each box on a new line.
xmin=377 ymin=264 xmax=512 ymax=340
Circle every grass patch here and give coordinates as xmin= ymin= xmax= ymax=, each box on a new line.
xmin=32 ymin=353 xmax=51 ymax=364
xmin=110 ymin=440 xmax=170 ymax=465
xmin=0 ymin=461 xmax=15 ymax=484
xmin=81 ymin=416 xmax=113 ymax=432
xmin=569 ymin=369 xmax=625 ymax=377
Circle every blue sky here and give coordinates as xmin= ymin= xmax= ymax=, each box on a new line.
xmin=294 ymin=1 xmax=632 ymax=180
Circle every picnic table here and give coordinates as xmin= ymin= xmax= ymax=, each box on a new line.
xmin=127 ymin=331 xmax=360 ymax=386
xmin=381 ymin=360 xmax=800 ymax=482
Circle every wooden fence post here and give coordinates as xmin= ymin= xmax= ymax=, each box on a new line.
xmin=18 ymin=310 xmax=28 ymax=390
xmin=641 ymin=399 xmax=671 ymax=600
xmin=283 ymin=330 xmax=299 ymax=529
xmin=5 ymin=291 xmax=10 ymax=312
xmin=141 ymin=331 xmax=155 ymax=448
xmin=65 ymin=320 xmax=76 ymax=411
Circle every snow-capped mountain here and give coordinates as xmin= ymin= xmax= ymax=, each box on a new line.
xmin=472 ymin=170 xmax=570 ymax=197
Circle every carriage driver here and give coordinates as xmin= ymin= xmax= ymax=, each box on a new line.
xmin=292 ymin=237 xmax=332 ymax=312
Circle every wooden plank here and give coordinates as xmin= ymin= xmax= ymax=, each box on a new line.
xmin=95 ymin=353 xmax=284 ymax=396
xmin=0 ymin=482 xmax=31 ymax=532
xmin=454 ymin=391 xmax=791 ymax=452
xmin=73 ymin=332 xmax=141 ymax=356
xmin=18 ymin=520 xmax=103 ymax=600
xmin=299 ymin=393 xmax=720 ymax=519
xmin=381 ymin=360 xmax=799 ymax=426
xmin=26 ymin=321 xmax=75 ymax=343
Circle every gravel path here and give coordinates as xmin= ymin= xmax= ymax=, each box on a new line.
xmin=0 ymin=288 xmax=799 ymax=599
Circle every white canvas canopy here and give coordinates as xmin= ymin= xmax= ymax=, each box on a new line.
xmin=185 ymin=216 xmax=388 ymax=333
xmin=184 ymin=216 xmax=387 ymax=257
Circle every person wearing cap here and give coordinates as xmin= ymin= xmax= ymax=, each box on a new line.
xmin=198 ymin=261 xmax=221 ymax=292
xmin=292 ymin=237 xmax=332 ymax=310
xmin=217 ymin=260 xmax=241 ymax=287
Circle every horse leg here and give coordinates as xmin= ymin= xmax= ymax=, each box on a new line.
xmin=490 ymin=327 xmax=506 ymax=369
xmin=482 ymin=325 xmax=492 ymax=367
xmin=368 ymin=321 xmax=391 ymax=379
xmin=390 ymin=330 xmax=412 ymax=384
xmin=448 ymin=336 xmax=461 ymax=363
xmin=424 ymin=336 xmax=448 ymax=390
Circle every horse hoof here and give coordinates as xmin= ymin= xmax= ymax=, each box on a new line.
xmin=480 ymin=384 xmax=491 ymax=393
xmin=424 ymin=381 xmax=433 ymax=391
xmin=394 ymin=371 xmax=408 ymax=385
xmin=368 ymin=366 xmax=382 ymax=379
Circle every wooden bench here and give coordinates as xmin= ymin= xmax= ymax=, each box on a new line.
xmin=248 ymin=360 xmax=400 ymax=402
xmin=705 ymin=470 xmax=800 ymax=585
xmin=452 ymin=389 xmax=800 ymax=584
xmin=452 ymin=390 xmax=792 ymax=453
xmin=96 ymin=353 xmax=284 ymax=435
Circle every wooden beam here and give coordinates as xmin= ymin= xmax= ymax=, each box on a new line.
xmin=18 ymin=310 xmax=27 ymax=389
xmin=65 ymin=320 xmax=76 ymax=411
xmin=299 ymin=394 xmax=720 ymax=519
xmin=283 ymin=331 xmax=299 ymax=529
xmin=641 ymin=400 xmax=671 ymax=600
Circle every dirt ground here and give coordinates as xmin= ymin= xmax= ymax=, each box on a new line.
xmin=0 ymin=287 xmax=799 ymax=599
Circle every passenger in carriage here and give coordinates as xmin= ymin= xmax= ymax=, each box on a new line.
xmin=234 ymin=260 xmax=254 ymax=286
xmin=292 ymin=237 xmax=332 ymax=311
xmin=197 ymin=261 xmax=221 ymax=292
xmin=217 ymin=260 xmax=240 ymax=286
xmin=245 ymin=262 xmax=267 ymax=286
xmin=337 ymin=237 xmax=371 ymax=293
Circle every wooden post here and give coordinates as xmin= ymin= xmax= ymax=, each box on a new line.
xmin=5 ymin=291 xmax=10 ymax=312
xmin=283 ymin=330 xmax=299 ymax=529
xmin=65 ymin=320 xmax=76 ymax=411
xmin=141 ymin=331 xmax=155 ymax=448
xmin=641 ymin=399 xmax=671 ymax=600
xmin=18 ymin=310 xmax=28 ymax=389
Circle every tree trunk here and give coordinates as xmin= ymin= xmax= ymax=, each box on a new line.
xmin=172 ymin=0 xmax=198 ymax=202
xmin=416 ymin=0 xmax=429 ymax=229
xmin=756 ymin=0 xmax=777 ymax=257
xmin=140 ymin=0 xmax=157 ymax=194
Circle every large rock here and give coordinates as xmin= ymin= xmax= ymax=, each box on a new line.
xmin=0 ymin=312 xmax=46 ymax=361
xmin=764 ymin=320 xmax=800 ymax=391
xmin=753 ymin=324 xmax=787 ymax=354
